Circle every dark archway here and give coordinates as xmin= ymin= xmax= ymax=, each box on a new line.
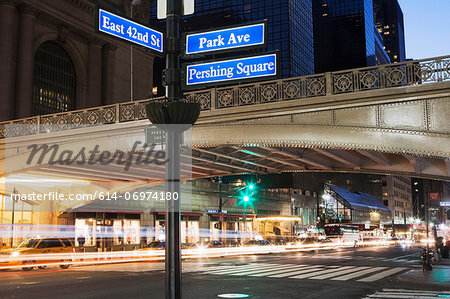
xmin=32 ymin=41 xmax=76 ymax=116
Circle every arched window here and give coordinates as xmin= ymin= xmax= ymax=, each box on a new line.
xmin=32 ymin=41 xmax=76 ymax=116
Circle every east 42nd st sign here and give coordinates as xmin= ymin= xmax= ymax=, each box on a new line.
xmin=97 ymin=8 xmax=163 ymax=54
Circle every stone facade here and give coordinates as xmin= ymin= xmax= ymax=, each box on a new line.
xmin=0 ymin=0 xmax=155 ymax=121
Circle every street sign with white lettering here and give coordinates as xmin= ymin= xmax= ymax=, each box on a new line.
xmin=183 ymin=53 xmax=277 ymax=89
xmin=97 ymin=8 xmax=163 ymax=54
xmin=440 ymin=202 xmax=450 ymax=207
xmin=145 ymin=125 xmax=166 ymax=145
xmin=185 ymin=22 xmax=266 ymax=56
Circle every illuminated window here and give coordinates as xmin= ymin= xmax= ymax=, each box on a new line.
xmin=32 ymin=41 xmax=76 ymax=116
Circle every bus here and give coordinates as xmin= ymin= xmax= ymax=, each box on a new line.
xmin=324 ymin=224 xmax=360 ymax=246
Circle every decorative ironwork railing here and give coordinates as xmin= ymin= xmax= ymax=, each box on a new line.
xmin=1 ymin=55 xmax=449 ymax=139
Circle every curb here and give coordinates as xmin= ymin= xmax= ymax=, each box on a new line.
xmin=398 ymin=272 xmax=450 ymax=290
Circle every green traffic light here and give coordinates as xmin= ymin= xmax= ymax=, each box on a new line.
xmin=243 ymin=195 xmax=250 ymax=202
xmin=248 ymin=184 xmax=254 ymax=190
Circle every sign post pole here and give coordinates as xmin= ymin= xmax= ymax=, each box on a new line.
xmin=165 ymin=1 xmax=182 ymax=298
xmin=426 ymin=191 xmax=429 ymax=252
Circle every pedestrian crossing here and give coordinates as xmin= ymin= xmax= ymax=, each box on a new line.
xmin=363 ymin=288 xmax=450 ymax=298
xmin=303 ymin=254 xmax=418 ymax=264
xmin=199 ymin=263 xmax=407 ymax=282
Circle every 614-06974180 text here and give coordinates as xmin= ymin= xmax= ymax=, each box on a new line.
xmin=98 ymin=191 xmax=179 ymax=201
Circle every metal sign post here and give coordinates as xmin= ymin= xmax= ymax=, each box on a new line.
xmin=165 ymin=1 xmax=182 ymax=298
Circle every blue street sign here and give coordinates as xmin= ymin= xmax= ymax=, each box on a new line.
xmin=185 ymin=22 xmax=266 ymax=55
xmin=440 ymin=202 xmax=450 ymax=207
xmin=184 ymin=53 xmax=277 ymax=87
xmin=97 ymin=9 xmax=163 ymax=53
xmin=206 ymin=209 xmax=219 ymax=213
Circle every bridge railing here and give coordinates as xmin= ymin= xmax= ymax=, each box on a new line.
xmin=186 ymin=54 xmax=450 ymax=110
xmin=0 ymin=55 xmax=449 ymax=139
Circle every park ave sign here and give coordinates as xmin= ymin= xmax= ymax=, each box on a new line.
xmin=185 ymin=22 xmax=266 ymax=55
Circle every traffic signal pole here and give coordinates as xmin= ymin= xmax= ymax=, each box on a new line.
xmin=425 ymin=191 xmax=429 ymax=252
xmin=219 ymin=177 xmax=223 ymax=243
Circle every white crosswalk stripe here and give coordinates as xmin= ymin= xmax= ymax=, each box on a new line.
xmin=268 ymin=265 xmax=327 ymax=278
xmin=248 ymin=265 xmax=308 ymax=277
xmin=229 ymin=264 xmax=296 ymax=276
xmin=308 ymin=255 xmax=417 ymax=263
xmin=332 ymin=266 xmax=387 ymax=281
xmin=205 ymin=263 xmax=276 ymax=275
xmin=309 ymin=266 xmax=369 ymax=280
xmin=357 ymin=267 xmax=406 ymax=282
xmin=199 ymin=263 xmax=408 ymax=282
xmin=290 ymin=266 xmax=356 ymax=279
xmin=363 ymin=288 xmax=450 ymax=298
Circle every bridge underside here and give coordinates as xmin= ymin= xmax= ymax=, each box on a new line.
xmin=2 ymin=124 xmax=448 ymax=201
xmin=189 ymin=124 xmax=449 ymax=180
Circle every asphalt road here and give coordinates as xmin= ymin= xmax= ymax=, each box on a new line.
xmin=0 ymin=244 xmax=444 ymax=299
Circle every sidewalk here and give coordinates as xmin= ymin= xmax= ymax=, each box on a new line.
xmin=398 ymin=259 xmax=450 ymax=289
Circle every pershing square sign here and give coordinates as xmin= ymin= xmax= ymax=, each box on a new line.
xmin=184 ymin=53 xmax=277 ymax=87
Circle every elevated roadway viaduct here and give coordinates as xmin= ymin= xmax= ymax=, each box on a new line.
xmin=0 ymin=55 xmax=449 ymax=206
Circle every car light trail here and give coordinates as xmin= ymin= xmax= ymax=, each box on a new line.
xmin=0 ymin=241 xmax=399 ymax=271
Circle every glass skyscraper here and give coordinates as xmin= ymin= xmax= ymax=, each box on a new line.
xmin=373 ymin=0 xmax=406 ymax=63
xmin=312 ymin=0 xmax=390 ymax=73
xmin=149 ymin=0 xmax=314 ymax=93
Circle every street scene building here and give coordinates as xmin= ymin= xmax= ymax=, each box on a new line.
xmin=373 ymin=0 xmax=406 ymax=63
xmin=312 ymin=0 xmax=392 ymax=73
xmin=0 ymin=0 xmax=155 ymax=121
xmin=382 ymin=175 xmax=413 ymax=224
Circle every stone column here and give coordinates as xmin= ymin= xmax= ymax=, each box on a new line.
xmin=87 ymin=38 xmax=102 ymax=108
xmin=15 ymin=3 xmax=36 ymax=119
xmin=101 ymin=43 xmax=117 ymax=105
xmin=0 ymin=0 xmax=17 ymax=121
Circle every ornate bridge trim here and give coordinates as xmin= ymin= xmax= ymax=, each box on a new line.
xmin=1 ymin=55 xmax=449 ymax=139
